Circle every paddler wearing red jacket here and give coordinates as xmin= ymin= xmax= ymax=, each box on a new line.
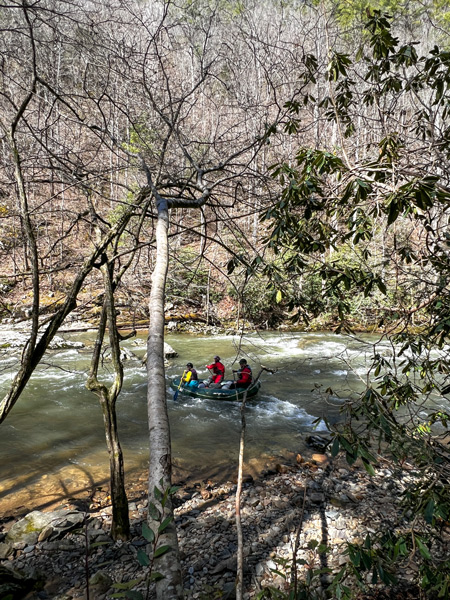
xmin=206 ymin=355 xmax=225 ymax=384
xmin=198 ymin=355 xmax=225 ymax=388
xmin=229 ymin=358 xmax=252 ymax=389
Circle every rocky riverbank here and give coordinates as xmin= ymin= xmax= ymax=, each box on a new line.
xmin=0 ymin=452 xmax=433 ymax=600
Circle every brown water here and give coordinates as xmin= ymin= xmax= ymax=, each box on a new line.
xmin=0 ymin=330 xmax=377 ymax=515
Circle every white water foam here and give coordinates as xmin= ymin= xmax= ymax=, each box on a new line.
xmin=245 ymin=395 xmax=317 ymax=425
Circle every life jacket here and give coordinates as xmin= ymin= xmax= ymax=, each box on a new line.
xmin=183 ymin=368 xmax=198 ymax=383
xmin=237 ymin=365 xmax=252 ymax=386
xmin=206 ymin=361 xmax=225 ymax=383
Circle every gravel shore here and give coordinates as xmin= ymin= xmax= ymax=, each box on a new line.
xmin=0 ymin=453 xmax=430 ymax=600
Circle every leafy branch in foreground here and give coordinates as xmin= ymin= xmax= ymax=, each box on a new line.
xmin=111 ymin=483 xmax=179 ymax=600
xmin=262 ymin=8 xmax=450 ymax=598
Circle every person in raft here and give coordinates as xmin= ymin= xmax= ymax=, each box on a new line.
xmin=198 ymin=355 xmax=225 ymax=388
xmin=182 ymin=363 xmax=198 ymax=388
xmin=224 ymin=358 xmax=252 ymax=389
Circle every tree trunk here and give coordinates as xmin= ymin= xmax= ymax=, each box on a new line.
xmin=98 ymin=389 xmax=130 ymax=540
xmin=235 ymin=389 xmax=249 ymax=600
xmin=87 ymin=259 xmax=130 ymax=541
xmin=147 ymin=199 xmax=183 ymax=599
xmin=101 ymin=266 xmax=130 ymax=541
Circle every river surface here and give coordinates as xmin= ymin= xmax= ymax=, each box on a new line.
xmin=0 ymin=330 xmax=378 ymax=514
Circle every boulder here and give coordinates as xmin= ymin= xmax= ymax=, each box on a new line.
xmin=0 ymin=541 xmax=13 ymax=559
xmin=0 ymin=332 xmax=84 ymax=352
xmin=104 ymin=347 xmax=138 ymax=361
xmin=312 ymin=453 xmax=329 ymax=464
xmin=164 ymin=342 xmax=178 ymax=358
xmin=49 ymin=336 xmax=84 ymax=350
xmin=6 ymin=509 xmax=84 ymax=546
xmin=88 ymin=570 xmax=113 ymax=595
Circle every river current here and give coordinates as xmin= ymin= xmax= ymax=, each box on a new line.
xmin=0 ymin=330 xmax=378 ymax=514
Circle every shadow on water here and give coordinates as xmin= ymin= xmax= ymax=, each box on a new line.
xmin=0 ymin=462 xmax=148 ymax=518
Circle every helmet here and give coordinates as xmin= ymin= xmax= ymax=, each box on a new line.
xmin=239 ymin=358 xmax=247 ymax=365
xmin=214 ymin=355 xmax=220 ymax=361
xmin=186 ymin=362 xmax=193 ymax=368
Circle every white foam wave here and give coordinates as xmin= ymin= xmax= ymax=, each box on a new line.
xmin=27 ymin=369 xmax=83 ymax=382
xmin=246 ymin=395 xmax=316 ymax=425
xmin=252 ymin=338 xmax=349 ymax=362
xmin=51 ymin=349 xmax=83 ymax=359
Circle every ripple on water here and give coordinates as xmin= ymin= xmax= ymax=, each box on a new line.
xmin=50 ymin=348 xmax=85 ymax=359
xmin=176 ymin=400 xmax=241 ymax=423
xmin=258 ymin=336 xmax=348 ymax=360
xmin=126 ymin=366 xmax=146 ymax=378
xmin=27 ymin=369 xmax=82 ymax=382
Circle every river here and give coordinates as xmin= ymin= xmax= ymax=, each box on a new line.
xmin=0 ymin=330 xmax=377 ymax=514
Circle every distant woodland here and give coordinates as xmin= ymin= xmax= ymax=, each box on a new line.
xmin=0 ymin=0 xmax=449 ymax=330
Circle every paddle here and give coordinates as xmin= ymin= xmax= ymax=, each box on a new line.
xmin=232 ymin=368 xmax=240 ymax=401
xmin=173 ymin=370 xmax=186 ymax=401
xmin=206 ymin=366 xmax=214 ymax=387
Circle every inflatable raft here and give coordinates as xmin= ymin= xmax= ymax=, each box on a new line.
xmin=170 ymin=377 xmax=261 ymax=400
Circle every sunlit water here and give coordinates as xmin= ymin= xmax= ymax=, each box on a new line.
xmin=0 ymin=330 xmax=380 ymax=513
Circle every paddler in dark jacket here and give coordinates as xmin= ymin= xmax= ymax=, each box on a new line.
xmin=226 ymin=358 xmax=252 ymax=389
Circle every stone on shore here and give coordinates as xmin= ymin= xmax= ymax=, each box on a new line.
xmin=0 ymin=457 xmax=430 ymax=600
xmin=6 ymin=509 xmax=85 ymax=546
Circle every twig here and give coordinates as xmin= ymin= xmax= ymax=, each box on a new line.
xmin=253 ymin=365 xmax=277 ymax=386
xmin=236 ymin=365 xmax=277 ymax=598
xmin=291 ymin=483 xmax=308 ymax=594
xmin=84 ymin=515 xmax=90 ymax=600
xmin=235 ymin=386 xmax=248 ymax=600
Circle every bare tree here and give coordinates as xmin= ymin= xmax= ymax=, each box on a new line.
xmin=0 ymin=0 xmax=316 ymax=595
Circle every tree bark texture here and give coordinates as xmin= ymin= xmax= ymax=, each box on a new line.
xmin=98 ymin=387 xmax=130 ymax=541
xmin=147 ymin=199 xmax=183 ymax=599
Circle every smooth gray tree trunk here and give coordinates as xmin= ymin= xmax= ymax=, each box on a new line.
xmin=146 ymin=199 xmax=183 ymax=599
